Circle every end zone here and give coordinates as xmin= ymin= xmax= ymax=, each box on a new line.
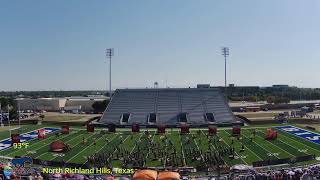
xmin=275 ymin=125 xmax=320 ymax=145
xmin=0 ymin=127 xmax=60 ymax=151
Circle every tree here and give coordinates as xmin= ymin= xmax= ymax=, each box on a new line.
xmin=266 ymin=96 xmax=290 ymax=104
xmin=1 ymin=97 xmax=18 ymax=120
xmin=38 ymin=114 xmax=45 ymax=125
xmin=92 ymin=100 xmax=109 ymax=113
xmin=39 ymin=114 xmax=45 ymax=120
xmin=266 ymin=96 xmax=275 ymax=104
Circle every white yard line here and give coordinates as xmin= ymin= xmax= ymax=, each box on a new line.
xmin=257 ymin=130 xmax=302 ymax=157
xmin=129 ymin=133 xmax=144 ymax=154
xmin=255 ymin=129 xmax=296 ymax=157
xmin=278 ymin=131 xmax=320 ymax=154
xmin=38 ymin=132 xmax=95 ymax=160
xmin=179 ymin=133 xmax=187 ymax=166
xmin=80 ymin=134 xmax=119 ymax=165
xmin=95 ymin=134 xmax=119 ymax=154
xmin=49 ymin=133 xmax=96 ymax=161
xmin=199 ymin=130 xmax=229 ymax=166
xmin=66 ymin=134 xmax=105 ymax=163
xmin=145 ymin=131 xmax=156 ymax=158
xmin=221 ymin=130 xmax=249 ymax=165
xmin=242 ymin=130 xmax=280 ymax=159
xmin=7 ymin=130 xmax=76 ymax=156
xmin=143 ymin=131 xmax=156 ymax=167
xmin=244 ymin=144 xmax=264 ymax=161
xmin=108 ymin=135 xmax=130 ymax=161
xmin=193 ymin=133 xmax=206 ymax=166
xmin=0 ymin=127 xmax=59 ymax=142
xmin=0 ymin=127 xmax=60 ymax=152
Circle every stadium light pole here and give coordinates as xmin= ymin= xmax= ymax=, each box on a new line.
xmin=106 ymin=48 xmax=114 ymax=98
xmin=222 ymin=47 xmax=229 ymax=93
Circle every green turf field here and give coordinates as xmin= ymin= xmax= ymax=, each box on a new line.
xmin=0 ymin=125 xmax=320 ymax=169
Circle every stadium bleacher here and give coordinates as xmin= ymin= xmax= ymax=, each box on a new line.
xmin=99 ymin=88 xmax=240 ymax=126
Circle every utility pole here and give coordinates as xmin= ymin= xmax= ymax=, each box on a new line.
xmin=222 ymin=47 xmax=230 ymax=94
xmin=18 ymin=103 xmax=20 ymax=128
xmin=106 ymin=48 xmax=114 ymax=98
xmin=7 ymin=105 xmax=11 ymax=137
xmin=0 ymin=103 xmax=3 ymax=127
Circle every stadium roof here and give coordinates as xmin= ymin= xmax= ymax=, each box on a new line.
xmin=99 ymin=88 xmax=238 ymax=126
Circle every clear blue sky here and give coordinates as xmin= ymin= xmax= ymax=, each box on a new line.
xmin=1 ymin=0 xmax=320 ymax=91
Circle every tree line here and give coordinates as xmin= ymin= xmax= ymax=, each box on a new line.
xmin=227 ymin=86 xmax=320 ymax=103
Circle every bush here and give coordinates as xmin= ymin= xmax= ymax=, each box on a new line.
xmin=266 ymin=96 xmax=290 ymax=104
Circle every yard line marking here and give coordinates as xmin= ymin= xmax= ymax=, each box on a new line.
xmin=130 ymin=133 xmax=144 ymax=154
xmin=244 ymin=144 xmax=263 ymax=161
xmin=235 ymin=130 xmax=263 ymax=161
xmin=275 ymin=125 xmax=320 ymax=146
xmin=144 ymin=131 xmax=156 ymax=166
xmin=37 ymin=132 xmax=94 ymax=160
xmin=0 ymin=127 xmax=60 ymax=151
xmin=278 ymin=131 xmax=320 ymax=154
xmin=0 ymin=127 xmax=59 ymax=142
xmin=239 ymin=129 xmax=281 ymax=159
xmin=258 ymin=129 xmax=304 ymax=157
xmin=200 ymin=130 xmax=229 ymax=166
xmin=107 ymin=135 xmax=130 ymax=162
xmin=7 ymin=130 xmax=78 ymax=156
xmin=80 ymin=133 xmax=119 ymax=165
xmin=254 ymin=129 xmax=296 ymax=157
xmin=33 ymin=134 xmax=77 ymax=159
xmin=66 ymin=134 xmax=105 ymax=163
xmin=221 ymin=130 xmax=249 ymax=165
xmin=241 ymin=130 xmax=288 ymax=159
xmin=193 ymin=132 xmax=206 ymax=166
xmin=179 ymin=133 xmax=187 ymax=166
xmin=96 ymin=134 xmax=119 ymax=154
xmin=49 ymin=133 xmax=96 ymax=161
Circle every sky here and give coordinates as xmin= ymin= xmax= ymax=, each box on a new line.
xmin=1 ymin=0 xmax=320 ymax=91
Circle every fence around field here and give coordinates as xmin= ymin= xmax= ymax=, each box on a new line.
xmin=32 ymin=158 xmax=89 ymax=168
xmin=252 ymin=154 xmax=315 ymax=167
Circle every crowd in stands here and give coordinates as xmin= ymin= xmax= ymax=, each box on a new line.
xmin=231 ymin=164 xmax=320 ymax=180
xmin=1 ymin=164 xmax=320 ymax=179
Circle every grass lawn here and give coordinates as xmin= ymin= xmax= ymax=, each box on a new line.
xmin=36 ymin=115 xmax=87 ymax=121
xmin=0 ymin=124 xmax=319 ymax=169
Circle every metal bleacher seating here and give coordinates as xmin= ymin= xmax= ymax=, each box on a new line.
xmin=99 ymin=88 xmax=237 ymax=126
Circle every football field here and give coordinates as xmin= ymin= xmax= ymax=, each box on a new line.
xmin=0 ymin=125 xmax=320 ymax=169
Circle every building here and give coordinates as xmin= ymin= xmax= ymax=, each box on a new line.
xmin=16 ymin=98 xmax=66 ymax=111
xmin=272 ymin=85 xmax=289 ymax=89
xmin=17 ymin=96 xmax=108 ymax=112
xmin=197 ymin=84 xmax=211 ymax=88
